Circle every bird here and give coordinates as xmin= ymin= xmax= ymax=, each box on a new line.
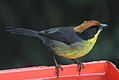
xmin=5 ymin=20 xmax=108 ymax=77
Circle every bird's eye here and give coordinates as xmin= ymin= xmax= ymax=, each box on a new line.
xmin=91 ymin=26 xmax=99 ymax=30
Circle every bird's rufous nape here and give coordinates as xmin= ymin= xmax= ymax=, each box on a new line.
xmin=74 ymin=20 xmax=100 ymax=33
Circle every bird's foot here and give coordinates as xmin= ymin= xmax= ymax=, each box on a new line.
xmin=77 ymin=61 xmax=84 ymax=73
xmin=55 ymin=64 xmax=63 ymax=77
xmin=72 ymin=59 xmax=84 ymax=74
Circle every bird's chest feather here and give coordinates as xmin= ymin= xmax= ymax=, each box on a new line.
xmin=49 ymin=39 xmax=96 ymax=59
xmin=50 ymin=31 xmax=100 ymax=59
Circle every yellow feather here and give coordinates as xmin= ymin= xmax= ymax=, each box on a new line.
xmin=51 ymin=30 xmax=101 ymax=59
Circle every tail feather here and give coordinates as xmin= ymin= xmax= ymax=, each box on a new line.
xmin=5 ymin=27 xmax=39 ymax=37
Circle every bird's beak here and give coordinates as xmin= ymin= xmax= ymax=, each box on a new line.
xmin=99 ymin=23 xmax=108 ymax=30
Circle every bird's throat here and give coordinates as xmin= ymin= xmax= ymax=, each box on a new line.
xmin=85 ymin=30 xmax=101 ymax=43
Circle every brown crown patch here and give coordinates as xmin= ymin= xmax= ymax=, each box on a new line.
xmin=74 ymin=20 xmax=100 ymax=33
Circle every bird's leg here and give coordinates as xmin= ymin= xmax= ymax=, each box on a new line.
xmin=51 ymin=54 xmax=63 ymax=77
xmin=71 ymin=59 xmax=84 ymax=73
xmin=46 ymin=46 xmax=63 ymax=77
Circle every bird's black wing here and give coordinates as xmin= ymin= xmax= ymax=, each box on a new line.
xmin=39 ymin=27 xmax=82 ymax=45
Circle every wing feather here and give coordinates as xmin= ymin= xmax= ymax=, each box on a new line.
xmin=39 ymin=27 xmax=82 ymax=45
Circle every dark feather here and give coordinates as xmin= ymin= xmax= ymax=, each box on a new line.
xmin=5 ymin=26 xmax=99 ymax=45
xmin=5 ymin=27 xmax=39 ymax=37
xmin=77 ymin=26 xmax=99 ymax=40
xmin=39 ymin=27 xmax=82 ymax=45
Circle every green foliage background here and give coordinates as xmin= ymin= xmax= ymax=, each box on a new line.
xmin=0 ymin=0 xmax=119 ymax=69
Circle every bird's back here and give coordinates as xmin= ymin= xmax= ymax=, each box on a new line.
xmin=39 ymin=27 xmax=83 ymax=45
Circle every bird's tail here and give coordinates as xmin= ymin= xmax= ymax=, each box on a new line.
xmin=5 ymin=27 xmax=39 ymax=38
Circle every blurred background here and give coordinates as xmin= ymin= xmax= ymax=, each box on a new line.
xmin=0 ymin=0 xmax=119 ymax=70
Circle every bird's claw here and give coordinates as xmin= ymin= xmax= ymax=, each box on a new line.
xmin=55 ymin=64 xmax=63 ymax=77
xmin=77 ymin=62 xmax=84 ymax=73
xmin=72 ymin=59 xmax=84 ymax=74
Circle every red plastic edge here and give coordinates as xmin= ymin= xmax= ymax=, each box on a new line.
xmin=0 ymin=60 xmax=118 ymax=80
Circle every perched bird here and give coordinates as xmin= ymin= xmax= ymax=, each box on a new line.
xmin=5 ymin=20 xmax=108 ymax=77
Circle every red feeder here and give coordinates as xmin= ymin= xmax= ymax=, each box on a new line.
xmin=0 ymin=61 xmax=118 ymax=80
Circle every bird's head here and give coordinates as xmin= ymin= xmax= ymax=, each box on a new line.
xmin=74 ymin=20 xmax=108 ymax=40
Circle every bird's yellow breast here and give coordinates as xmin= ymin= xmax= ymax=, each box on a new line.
xmin=52 ymin=30 xmax=101 ymax=59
